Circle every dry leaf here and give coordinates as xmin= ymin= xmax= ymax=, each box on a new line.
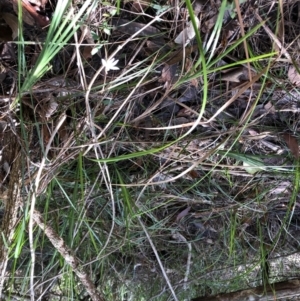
xmin=264 ymin=101 xmax=275 ymax=114
xmin=248 ymin=129 xmax=259 ymax=136
xmin=58 ymin=118 xmax=69 ymax=143
xmin=221 ymin=67 xmax=252 ymax=82
xmin=281 ymin=133 xmax=299 ymax=159
xmin=176 ymin=207 xmax=191 ymax=223
xmin=0 ymin=43 xmax=16 ymax=62
xmin=170 ymin=117 xmax=189 ymax=125
xmin=42 ymin=123 xmax=51 ymax=145
xmin=277 ymin=17 xmax=284 ymax=42
xmin=37 ymin=95 xmax=58 ymax=119
xmin=269 ymin=181 xmax=290 ymax=195
xmin=188 ymin=170 xmax=200 ymax=179
xmin=159 ymin=63 xmax=177 ymax=88
xmin=82 ymin=45 xmax=93 ymax=60
xmin=288 ymin=65 xmax=300 ymax=87
xmin=185 ymin=58 xmax=198 ymax=87
xmin=12 ymin=0 xmax=49 ymax=27
xmin=203 ymin=15 xmax=217 ymax=33
xmin=12 ymin=0 xmax=34 ymax=26
xmin=0 ymin=13 xmax=18 ymax=41
xmin=165 ymin=44 xmax=198 ymax=65
xmin=2 ymin=13 xmax=18 ymax=40
xmin=174 ymin=16 xmax=200 ymax=45
xmin=80 ymin=25 xmax=94 ymax=59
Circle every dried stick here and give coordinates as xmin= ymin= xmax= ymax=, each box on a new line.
xmin=32 ymin=209 xmax=105 ymax=301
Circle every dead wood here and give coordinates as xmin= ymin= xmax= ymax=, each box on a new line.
xmin=192 ymin=279 xmax=300 ymax=301
xmin=0 ymin=146 xmax=23 ymax=298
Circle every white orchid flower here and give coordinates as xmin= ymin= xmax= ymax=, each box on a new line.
xmin=101 ymin=57 xmax=119 ymax=73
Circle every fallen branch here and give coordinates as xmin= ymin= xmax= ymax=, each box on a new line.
xmin=192 ymin=279 xmax=300 ymax=301
xmin=32 ymin=209 xmax=105 ymax=301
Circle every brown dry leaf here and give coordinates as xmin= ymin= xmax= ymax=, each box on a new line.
xmin=12 ymin=0 xmax=49 ymax=27
xmin=44 ymin=96 xmax=58 ymax=119
xmin=146 ymin=40 xmax=164 ymax=53
xmin=1 ymin=13 xmax=18 ymax=40
xmin=174 ymin=16 xmax=200 ymax=45
xmin=170 ymin=117 xmax=189 ymax=126
xmin=288 ymin=65 xmax=300 ymax=86
xmin=281 ymin=132 xmax=299 ymax=159
xmin=221 ymin=19 xmax=238 ymax=46
xmin=0 ymin=42 xmax=16 ymax=62
xmin=159 ymin=63 xmax=177 ymax=88
xmin=203 ymin=15 xmax=217 ymax=33
xmin=35 ymin=95 xmax=58 ymax=120
xmin=42 ymin=123 xmax=51 ymax=145
xmin=277 ymin=17 xmax=284 ymax=42
xmin=160 ymin=64 xmax=172 ymax=83
xmin=82 ymin=46 xmax=93 ymax=60
xmin=264 ymin=101 xmax=275 ymax=114
xmin=2 ymin=14 xmax=18 ymax=40
xmin=188 ymin=170 xmax=200 ymax=179
xmin=185 ymin=58 xmax=198 ymax=87
xmin=165 ymin=44 xmax=198 ymax=65
xmin=221 ymin=67 xmax=252 ymax=82
xmin=58 ymin=119 xmax=69 ymax=143
xmin=80 ymin=25 xmax=94 ymax=59
xmin=176 ymin=207 xmax=191 ymax=223
xmin=12 ymin=0 xmax=34 ymax=26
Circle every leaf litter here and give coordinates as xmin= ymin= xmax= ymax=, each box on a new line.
xmin=1 ymin=0 xmax=300 ymax=300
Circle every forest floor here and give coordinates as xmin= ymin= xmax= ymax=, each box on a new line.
xmin=1 ymin=0 xmax=300 ymax=300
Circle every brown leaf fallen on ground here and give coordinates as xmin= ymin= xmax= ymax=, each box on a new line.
xmin=185 ymin=57 xmax=199 ymax=87
xmin=221 ymin=67 xmax=253 ymax=82
xmin=165 ymin=44 xmax=198 ymax=65
xmin=159 ymin=63 xmax=177 ymax=88
xmin=12 ymin=0 xmax=49 ymax=27
xmin=288 ymin=65 xmax=300 ymax=86
xmin=82 ymin=45 xmax=93 ymax=60
xmin=81 ymin=25 xmax=95 ymax=59
xmin=188 ymin=169 xmax=200 ymax=179
xmin=176 ymin=207 xmax=191 ymax=222
xmin=264 ymin=101 xmax=275 ymax=114
xmin=174 ymin=17 xmax=200 ymax=45
xmin=0 ymin=42 xmax=16 ymax=62
xmin=281 ymin=132 xmax=299 ymax=159
xmin=1 ymin=13 xmax=18 ymax=40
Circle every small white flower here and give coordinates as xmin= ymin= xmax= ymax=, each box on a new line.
xmin=101 ymin=57 xmax=119 ymax=73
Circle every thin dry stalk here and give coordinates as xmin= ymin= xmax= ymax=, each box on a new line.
xmin=32 ymin=209 xmax=105 ymax=301
xmin=234 ymin=0 xmax=252 ymax=81
xmin=254 ymin=11 xmax=292 ymax=62
xmin=137 ymin=216 xmax=179 ymax=301
xmin=28 ymin=113 xmax=67 ymax=301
